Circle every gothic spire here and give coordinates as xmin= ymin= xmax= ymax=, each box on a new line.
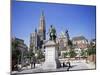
xmin=39 ymin=9 xmax=45 ymax=31
xmin=41 ymin=9 xmax=44 ymax=17
xmin=38 ymin=9 xmax=46 ymax=40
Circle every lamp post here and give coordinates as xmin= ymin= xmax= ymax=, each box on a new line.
xmin=35 ymin=53 xmax=38 ymax=60
xmin=34 ymin=53 xmax=38 ymax=68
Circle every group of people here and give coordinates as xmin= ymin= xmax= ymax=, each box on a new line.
xmin=62 ymin=60 xmax=71 ymax=71
xmin=17 ymin=56 xmax=36 ymax=71
xmin=30 ymin=56 xmax=36 ymax=69
xmin=62 ymin=61 xmax=71 ymax=67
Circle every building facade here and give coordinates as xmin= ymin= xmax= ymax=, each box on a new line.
xmin=72 ymin=36 xmax=88 ymax=58
xmin=12 ymin=37 xmax=28 ymax=56
xmin=72 ymin=36 xmax=88 ymax=49
xmin=12 ymin=37 xmax=28 ymax=70
xmin=57 ymin=30 xmax=71 ymax=57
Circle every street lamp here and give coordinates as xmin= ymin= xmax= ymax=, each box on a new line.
xmin=35 ymin=53 xmax=38 ymax=58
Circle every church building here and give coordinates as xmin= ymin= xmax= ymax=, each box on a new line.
xmin=30 ymin=10 xmax=46 ymax=53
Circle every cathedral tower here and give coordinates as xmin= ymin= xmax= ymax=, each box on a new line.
xmin=38 ymin=10 xmax=46 ymax=41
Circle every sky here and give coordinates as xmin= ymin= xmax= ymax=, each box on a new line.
xmin=11 ymin=0 xmax=96 ymax=46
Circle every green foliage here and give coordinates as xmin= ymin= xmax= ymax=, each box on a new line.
xmin=28 ymin=50 xmax=35 ymax=60
xmin=37 ymin=50 xmax=44 ymax=59
xmin=87 ymin=47 xmax=96 ymax=56
xmin=69 ymin=50 xmax=77 ymax=58
xmin=63 ymin=52 xmax=68 ymax=58
xmin=80 ymin=50 xmax=87 ymax=57
xmin=87 ymin=42 xmax=96 ymax=56
xmin=12 ymin=40 xmax=21 ymax=64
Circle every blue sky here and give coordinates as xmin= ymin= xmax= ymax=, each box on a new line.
xmin=11 ymin=1 xmax=96 ymax=46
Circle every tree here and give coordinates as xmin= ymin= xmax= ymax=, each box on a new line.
xmin=12 ymin=40 xmax=21 ymax=70
xmin=80 ymin=50 xmax=87 ymax=58
xmin=87 ymin=47 xmax=96 ymax=56
xmin=86 ymin=41 xmax=96 ymax=63
xmin=69 ymin=50 xmax=77 ymax=58
xmin=87 ymin=41 xmax=96 ymax=56
xmin=28 ymin=50 xmax=35 ymax=61
xmin=12 ymin=40 xmax=21 ymax=62
xmin=37 ymin=50 xmax=44 ymax=59
xmin=63 ymin=52 xmax=68 ymax=58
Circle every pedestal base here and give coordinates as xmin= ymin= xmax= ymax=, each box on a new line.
xmin=42 ymin=41 xmax=61 ymax=70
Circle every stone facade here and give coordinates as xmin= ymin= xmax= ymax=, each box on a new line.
xmin=12 ymin=37 xmax=28 ymax=70
xmin=72 ymin=36 xmax=89 ymax=58
xmin=72 ymin=36 xmax=88 ymax=49
xmin=57 ymin=30 xmax=71 ymax=57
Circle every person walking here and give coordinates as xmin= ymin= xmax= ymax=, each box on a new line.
xmin=63 ymin=62 xmax=65 ymax=67
xmin=67 ymin=59 xmax=71 ymax=71
xmin=30 ymin=57 xmax=33 ymax=69
xmin=33 ymin=56 xmax=36 ymax=68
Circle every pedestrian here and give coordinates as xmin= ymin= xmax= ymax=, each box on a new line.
xmin=33 ymin=62 xmax=35 ymax=68
xmin=30 ymin=57 xmax=33 ymax=69
xmin=67 ymin=67 xmax=70 ymax=71
xmin=67 ymin=61 xmax=71 ymax=68
xmin=67 ymin=59 xmax=71 ymax=68
xmin=33 ymin=56 xmax=36 ymax=68
xmin=66 ymin=61 xmax=71 ymax=71
xmin=68 ymin=61 xmax=71 ymax=67
xmin=63 ymin=62 xmax=65 ymax=67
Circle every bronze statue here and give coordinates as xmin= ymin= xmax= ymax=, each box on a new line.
xmin=48 ymin=25 xmax=56 ymax=41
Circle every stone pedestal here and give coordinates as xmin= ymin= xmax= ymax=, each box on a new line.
xmin=42 ymin=40 xmax=61 ymax=70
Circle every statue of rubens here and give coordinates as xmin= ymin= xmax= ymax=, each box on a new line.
xmin=48 ymin=25 xmax=57 ymax=42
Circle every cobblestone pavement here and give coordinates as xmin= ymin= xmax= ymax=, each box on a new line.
xmin=11 ymin=60 xmax=95 ymax=75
